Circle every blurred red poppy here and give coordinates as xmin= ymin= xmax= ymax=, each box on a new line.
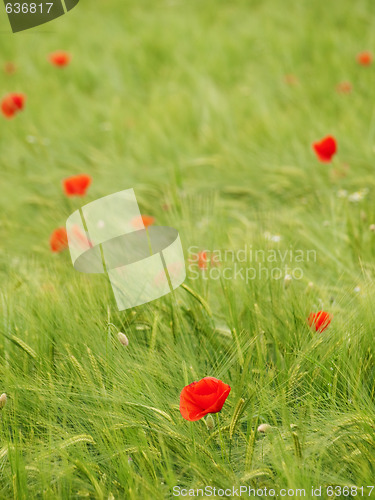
xmin=141 ymin=215 xmax=155 ymax=228
xmin=308 ymin=311 xmax=332 ymax=333
xmin=336 ymin=81 xmax=352 ymax=94
xmin=1 ymin=93 xmax=25 ymax=119
xmin=357 ymin=51 xmax=372 ymax=66
xmin=71 ymin=224 xmax=93 ymax=249
xmin=50 ymin=227 xmax=68 ymax=253
xmin=131 ymin=215 xmax=155 ymax=230
xmin=4 ymin=62 xmax=16 ymax=74
xmin=180 ymin=376 xmax=231 ymax=421
xmin=49 ymin=51 xmax=71 ymax=67
xmin=198 ymin=251 xmax=208 ymax=269
xmin=63 ymin=174 xmax=91 ymax=197
xmin=312 ymin=135 xmax=337 ymax=163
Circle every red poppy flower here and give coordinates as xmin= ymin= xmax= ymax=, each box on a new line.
xmin=179 ymin=376 xmax=231 ymax=421
xmin=357 ymin=51 xmax=372 ymax=66
xmin=49 ymin=51 xmax=71 ymax=67
xmin=336 ymin=81 xmax=352 ymax=94
xmin=312 ymin=135 xmax=337 ymax=163
xmin=63 ymin=174 xmax=91 ymax=197
xmin=50 ymin=227 xmax=68 ymax=253
xmin=308 ymin=311 xmax=332 ymax=333
xmin=4 ymin=62 xmax=16 ymax=75
xmin=1 ymin=93 xmax=25 ymax=119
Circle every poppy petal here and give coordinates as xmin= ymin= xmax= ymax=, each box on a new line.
xmin=63 ymin=174 xmax=91 ymax=197
xmin=179 ymin=376 xmax=231 ymax=421
xmin=312 ymin=135 xmax=337 ymax=163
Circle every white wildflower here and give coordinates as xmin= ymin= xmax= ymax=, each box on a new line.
xmin=348 ymin=189 xmax=368 ymax=203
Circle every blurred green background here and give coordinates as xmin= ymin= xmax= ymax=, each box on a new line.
xmin=0 ymin=1 xmax=375 ymax=498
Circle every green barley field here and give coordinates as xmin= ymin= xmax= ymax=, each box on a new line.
xmin=1 ymin=0 xmax=375 ymax=498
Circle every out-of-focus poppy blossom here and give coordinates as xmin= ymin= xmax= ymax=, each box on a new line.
xmin=132 ymin=215 xmax=155 ymax=230
xmin=154 ymin=261 xmax=184 ymax=287
xmin=4 ymin=62 xmax=16 ymax=74
xmin=50 ymin=227 xmax=68 ymax=253
xmin=49 ymin=51 xmax=71 ymax=67
xmin=1 ymin=93 xmax=25 ymax=119
xmin=312 ymin=135 xmax=337 ymax=163
xmin=308 ymin=311 xmax=332 ymax=333
xmin=336 ymin=81 xmax=352 ymax=94
xmin=179 ymin=377 xmax=231 ymax=421
xmin=189 ymin=250 xmax=219 ymax=270
xmin=63 ymin=174 xmax=91 ymax=197
xmin=284 ymin=74 xmax=299 ymax=86
xmin=141 ymin=215 xmax=155 ymax=228
xmin=70 ymin=224 xmax=93 ymax=250
xmin=198 ymin=251 xmax=208 ymax=269
xmin=357 ymin=51 xmax=372 ymax=66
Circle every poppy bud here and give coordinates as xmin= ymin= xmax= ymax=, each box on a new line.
xmin=370 ymin=224 xmax=375 ymax=232
xmin=117 ymin=332 xmax=129 ymax=346
xmin=284 ymin=274 xmax=292 ymax=289
xmin=205 ymin=413 xmax=215 ymax=430
xmin=308 ymin=311 xmax=332 ymax=333
xmin=0 ymin=393 xmax=7 ymax=409
xmin=257 ymin=423 xmax=271 ymax=433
